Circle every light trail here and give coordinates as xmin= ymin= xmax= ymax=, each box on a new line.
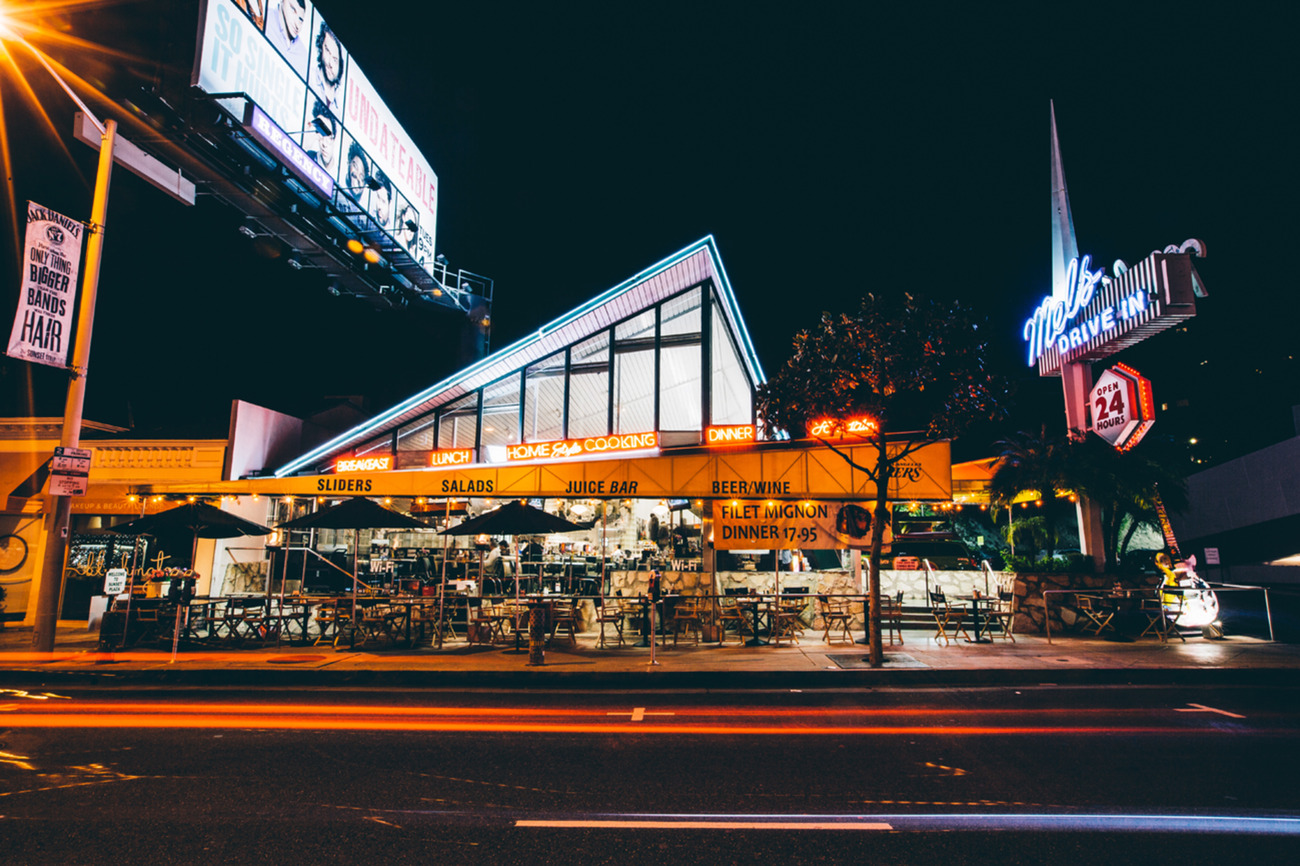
xmin=0 ymin=700 xmax=1203 ymax=736
xmin=510 ymin=812 xmax=1300 ymax=834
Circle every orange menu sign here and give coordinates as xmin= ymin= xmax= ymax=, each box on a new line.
xmin=706 ymin=424 xmax=756 ymax=445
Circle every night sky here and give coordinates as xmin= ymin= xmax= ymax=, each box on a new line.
xmin=2 ymin=1 xmax=1295 ymax=465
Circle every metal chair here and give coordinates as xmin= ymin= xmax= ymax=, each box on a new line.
xmin=929 ymin=589 xmax=969 ymax=645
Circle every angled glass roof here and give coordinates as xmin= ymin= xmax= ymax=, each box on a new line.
xmin=274 ymin=236 xmax=765 ymax=476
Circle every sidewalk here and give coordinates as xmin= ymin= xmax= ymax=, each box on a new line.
xmin=1 ymin=620 xmax=1298 ymax=688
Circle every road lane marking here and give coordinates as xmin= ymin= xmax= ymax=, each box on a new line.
xmin=606 ymin=707 xmax=675 ymax=722
xmin=1175 ymin=703 xmax=1246 ymax=719
xmin=516 ymin=819 xmax=893 ymax=830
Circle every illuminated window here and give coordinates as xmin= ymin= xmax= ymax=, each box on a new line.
xmin=523 ymin=352 xmax=566 ymax=442
xmin=568 ymin=331 xmax=610 ymax=438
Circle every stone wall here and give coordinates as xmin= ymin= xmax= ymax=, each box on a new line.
xmin=1004 ymin=571 xmax=1161 ymax=634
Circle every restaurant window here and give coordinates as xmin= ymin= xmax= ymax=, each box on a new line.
xmin=355 ymin=437 xmax=392 ymax=457
xmin=396 ymin=416 xmax=436 ymax=451
xmin=659 ymin=289 xmax=703 ymax=431
xmin=613 ymin=310 xmax=656 ymax=434
xmin=480 ymin=372 xmax=522 ymax=456
xmin=568 ymin=331 xmax=610 ymax=439
xmin=711 ymin=298 xmax=753 ymax=425
xmin=660 ymin=343 xmax=701 ymax=430
xmin=523 ymin=352 xmax=566 ymax=442
xmin=660 ymin=287 xmax=702 ymax=336
xmin=437 ymin=392 xmax=479 ymax=450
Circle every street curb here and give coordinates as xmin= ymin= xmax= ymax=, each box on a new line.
xmin=2 ymin=666 xmax=1298 ymax=690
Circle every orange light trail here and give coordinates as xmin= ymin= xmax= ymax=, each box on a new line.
xmin=0 ymin=701 xmax=1195 ymax=735
xmin=0 ymin=714 xmax=1189 ymax=736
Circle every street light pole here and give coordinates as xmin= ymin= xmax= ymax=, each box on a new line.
xmin=31 ymin=117 xmax=117 ymax=652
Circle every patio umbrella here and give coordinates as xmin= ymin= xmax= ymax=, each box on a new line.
xmin=439 ymin=502 xmax=586 ymax=650
xmin=108 ymin=502 xmax=272 ymax=659
xmin=436 ymin=501 xmax=586 ymax=538
xmin=277 ymin=498 xmax=429 ymax=622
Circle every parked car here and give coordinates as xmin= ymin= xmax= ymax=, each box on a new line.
xmin=889 ymin=538 xmax=977 ymax=570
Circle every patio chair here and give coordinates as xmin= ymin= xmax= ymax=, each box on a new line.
xmin=1140 ymin=588 xmax=1186 ymax=643
xmin=987 ymin=587 xmax=1016 ymax=642
xmin=672 ymin=597 xmax=703 ymax=645
xmin=818 ymin=595 xmax=854 ymax=645
xmin=880 ymin=590 xmax=905 ymax=646
xmin=771 ymin=598 xmax=806 ymax=646
xmin=549 ymin=599 xmax=579 ymax=645
xmin=930 ymin=590 xmax=969 ymax=645
xmin=596 ymin=602 xmax=625 ymax=647
xmin=716 ymin=596 xmax=751 ymax=646
xmin=1076 ymin=594 xmax=1114 ymax=636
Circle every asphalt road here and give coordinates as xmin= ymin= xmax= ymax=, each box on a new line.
xmin=2 ymin=683 xmax=1298 ymax=864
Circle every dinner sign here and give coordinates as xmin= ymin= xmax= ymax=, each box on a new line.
xmin=714 ymin=500 xmax=892 ymax=550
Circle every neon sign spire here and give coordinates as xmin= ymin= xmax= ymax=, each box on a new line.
xmin=1050 ymin=100 xmax=1079 ymax=304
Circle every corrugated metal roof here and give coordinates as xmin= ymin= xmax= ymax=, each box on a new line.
xmin=275 ymin=236 xmax=764 ymax=476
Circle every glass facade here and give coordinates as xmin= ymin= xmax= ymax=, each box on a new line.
xmin=437 ymin=392 xmax=479 ymax=450
xmin=480 ymin=373 xmax=522 ymax=458
xmin=568 ymin=331 xmax=611 ymax=439
xmin=318 ymin=281 xmax=754 ymax=472
xmin=711 ymin=298 xmax=753 ymax=425
xmin=613 ymin=310 xmax=656 ymax=434
xmin=523 ymin=352 xmax=566 ymax=442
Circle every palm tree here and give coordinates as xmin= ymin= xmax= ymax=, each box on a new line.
xmin=1073 ymin=435 xmax=1188 ymax=569
xmin=988 ymin=425 xmax=1083 ymax=559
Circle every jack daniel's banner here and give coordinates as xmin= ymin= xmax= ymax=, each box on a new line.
xmin=7 ymin=201 xmax=83 ymax=368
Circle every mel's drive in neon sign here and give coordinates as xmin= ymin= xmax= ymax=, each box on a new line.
xmin=505 ymin=432 xmax=658 ymax=462
xmin=1021 ymin=254 xmax=1153 ymax=367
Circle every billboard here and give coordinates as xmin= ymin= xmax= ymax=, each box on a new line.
xmin=193 ymin=0 xmax=436 ymax=269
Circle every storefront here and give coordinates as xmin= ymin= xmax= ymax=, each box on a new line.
xmin=128 ymin=238 xmax=956 ymax=624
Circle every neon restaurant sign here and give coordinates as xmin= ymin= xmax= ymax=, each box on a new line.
xmin=706 ymin=424 xmax=756 ymax=445
xmin=1021 ymin=240 xmax=1205 ymax=376
xmin=335 ymin=456 xmax=391 ymax=473
xmin=809 ymin=416 xmax=879 ymax=438
xmin=504 ymin=432 xmax=659 ymax=463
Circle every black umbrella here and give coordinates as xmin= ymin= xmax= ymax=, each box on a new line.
xmin=277 ymin=497 xmax=429 ymax=532
xmin=108 ymin=502 xmax=271 ymax=658
xmin=437 ymin=501 xmax=585 ymax=537
xmin=109 ymin=501 xmax=272 ymax=541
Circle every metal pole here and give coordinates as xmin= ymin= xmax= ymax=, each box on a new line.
xmin=33 ymin=119 xmax=117 ymax=653
xmin=1263 ymin=588 xmax=1275 ymax=642
xmin=437 ymin=499 xmax=450 ymax=648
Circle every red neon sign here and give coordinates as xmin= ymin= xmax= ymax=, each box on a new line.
xmin=505 ymin=432 xmax=659 ymax=462
xmin=335 ymin=455 xmax=391 ymax=473
xmin=429 ymin=449 xmax=474 ymax=468
xmin=706 ymin=424 xmax=756 ymax=445
xmin=808 ymin=416 xmax=879 ymax=439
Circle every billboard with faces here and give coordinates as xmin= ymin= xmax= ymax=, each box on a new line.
xmin=194 ymin=0 xmax=436 ymax=267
